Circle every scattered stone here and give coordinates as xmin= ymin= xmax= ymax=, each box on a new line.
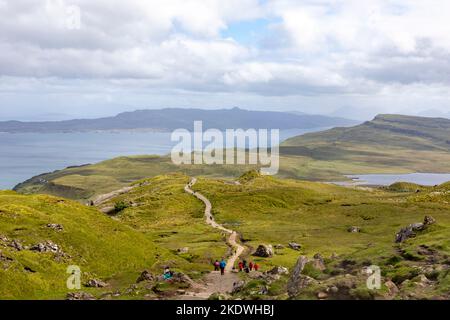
xmin=176 ymin=289 xmax=186 ymax=295
xmin=274 ymin=244 xmax=285 ymax=249
xmin=232 ymin=280 xmax=246 ymax=294
xmin=287 ymin=256 xmax=310 ymax=297
xmin=259 ymin=285 xmax=269 ymax=295
xmin=288 ymin=242 xmax=301 ymax=251
xmin=85 ymin=279 xmax=108 ymax=288
xmin=330 ymin=252 xmax=339 ymax=260
xmin=423 ymin=215 xmax=436 ymax=226
xmin=317 ymin=292 xmax=328 ymax=299
xmin=267 ymin=266 xmax=289 ymax=275
xmin=385 ymin=280 xmax=399 ymax=296
xmin=9 ymin=240 xmax=23 ymax=251
xmin=177 ymin=247 xmax=189 ymax=254
xmin=66 ymin=292 xmax=95 ymax=300
xmin=347 ymin=226 xmax=361 ymax=233
xmin=100 ymin=206 xmax=115 ymax=214
xmin=253 ymin=244 xmax=274 ymax=258
xmin=30 ymin=241 xmax=61 ymax=254
xmin=46 ymin=223 xmax=63 ymax=232
xmin=136 ymin=270 xmax=154 ymax=283
xmin=172 ymin=272 xmax=194 ymax=286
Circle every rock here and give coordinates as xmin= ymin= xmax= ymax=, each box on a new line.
xmin=423 ymin=215 xmax=436 ymax=226
xmin=172 ymin=272 xmax=194 ymax=286
xmin=287 ymin=256 xmax=309 ymax=297
xmin=411 ymin=223 xmax=425 ymax=231
xmin=267 ymin=266 xmax=289 ymax=275
xmin=253 ymin=244 xmax=273 ymax=258
xmin=136 ymin=270 xmax=154 ymax=283
xmin=347 ymin=226 xmax=361 ymax=233
xmin=46 ymin=223 xmax=63 ymax=232
xmin=100 ymin=206 xmax=115 ymax=214
xmin=274 ymin=244 xmax=285 ymax=249
xmin=66 ymin=292 xmax=96 ymax=300
xmin=9 ymin=240 xmax=23 ymax=251
xmin=385 ymin=280 xmax=399 ymax=296
xmin=312 ymin=254 xmax=326 ymax=271
xmin=85 ymin=279 xmax=108 ymax=288
xmin=30 ymin=241 xmax=61 ymax=253
xmin=176 ymin=289 xmax=186 ymax=295
xmin=395 ymin=226 xmax=416 ymax=243
xmin=395 ymin=217 xmax=436 ymax=243
xmin=177 ymin=247 xmax=189 ymax=254
xmin=288 ymin=242 xmax=301 ymax=251
xmin=317 ymin=292 xmax=328 ymax=299
xmin=327 ymin=286 xmax=339 ymax=294
xmin=259 ymin=285 xmax=269 ymax=295
xmin=232 ymin=280 xmax=246 ymax=294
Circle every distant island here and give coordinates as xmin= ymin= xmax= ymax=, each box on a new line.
xmin=0 ymin=107 xmax=357 ymax=133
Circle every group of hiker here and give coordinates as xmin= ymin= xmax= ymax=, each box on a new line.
xmin=213 ymin=259 xmax=227 ymax=275
xmin=238 ymin=260 xmax=259 ymax=273
xmin=213 ymin=259 xmax=260 ymax=275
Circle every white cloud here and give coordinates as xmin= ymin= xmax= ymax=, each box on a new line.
xmin=0 ymin=0 xmax=450 ymax=119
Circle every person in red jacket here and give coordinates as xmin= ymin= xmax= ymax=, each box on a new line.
xmin=238 ymin=261 xmax=244 ymax=272
xmin=254 ymin=263 xmax=259 ymax=271
xmin=249 ymin=262 xmax=254 ymax=271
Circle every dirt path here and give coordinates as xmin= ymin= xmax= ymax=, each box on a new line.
xmin=182 ymin=178 xmax=246 ymax=299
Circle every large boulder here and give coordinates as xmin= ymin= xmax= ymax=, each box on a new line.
xmin=232 ymin=280 xmax=246 ymax=294
xmin=347 ymin=226 xmax=361 ymax=233
xmin=46 ymin=223 xmax=64 ymax=232
xmin=395 ymin=216 xmax=436 ymax=243
xmin=253 ymin=244 xmax=273 ymax=258
xmin=287 ymin=256 xmax=311 ymax=297
xmin=30 ymin=241 xmax=61 ymax=253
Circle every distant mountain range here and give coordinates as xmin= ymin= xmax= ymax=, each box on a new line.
xmin=0 ymin=108 xmax=357 ymax=133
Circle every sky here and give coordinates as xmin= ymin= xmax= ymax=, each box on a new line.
xmin=1 ymin=0 xmax=450 ymax=121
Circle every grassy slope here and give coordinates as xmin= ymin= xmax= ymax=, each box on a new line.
xmin=281 ymin=114 xmax=450 ymax=177
xmin=0 ymin=175 xmax=230 ymax=299
xmin=190 ymin=174 xmax=450 ymax=298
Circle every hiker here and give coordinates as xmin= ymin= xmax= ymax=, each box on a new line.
xmin=254 ymin=263 xmax=260 ymax=271
xmin=163 ymin=267 xmax=173 ymax=280
xmin=213 ymin=260 xmax=220 ymax=271
xmin=243 ymin=260 xmax=248 ymax=269
xmin=249 ymin=262 xmax=254 ymax=271
xmin=238 ymin=261 xmax=244 ymax=272
xmin=219 ymin=259 xmax=226 ymax=275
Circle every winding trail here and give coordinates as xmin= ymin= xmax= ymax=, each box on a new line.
xmin=182 ymin=178 xmax=246 ymax=299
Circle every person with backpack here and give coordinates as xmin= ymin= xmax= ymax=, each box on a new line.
xmin=254 ymin=263 xmax=260 ymax=271
xmin=238 ymin=261 xmax=244 ymax=272
xmin=213 ymin=260 xmax=220 ymax=271
xmin=219 ymin=258 xmax=226 ymax=275
xmin=249 ymin=261 xmax=254 ymax=271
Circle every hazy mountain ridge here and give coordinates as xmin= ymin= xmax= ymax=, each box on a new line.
xmin=0 ymin=108 xmax=357 ymax=133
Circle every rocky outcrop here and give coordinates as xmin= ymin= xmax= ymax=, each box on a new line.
xmin=30 ymin=241 xmax=61 ymax=253
xmin=395 ymin=216 xmax=437 ymax=243
xmin=46 ymin=223 xmax=63 ymax=232
xmin=253 ymin=244 xmax=273 ymax=257
xmin=136 ymin=270 xmax=155 ymax=283
xmin=287 ymin=256 xmax=310 ymax=297
xmin=85 ymin=279 xmax=108 ymax=288
xmin=66 ymin=292 xmax=96 ymax=300
xmin=232 ymin=280 xmax=246 ymax=294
